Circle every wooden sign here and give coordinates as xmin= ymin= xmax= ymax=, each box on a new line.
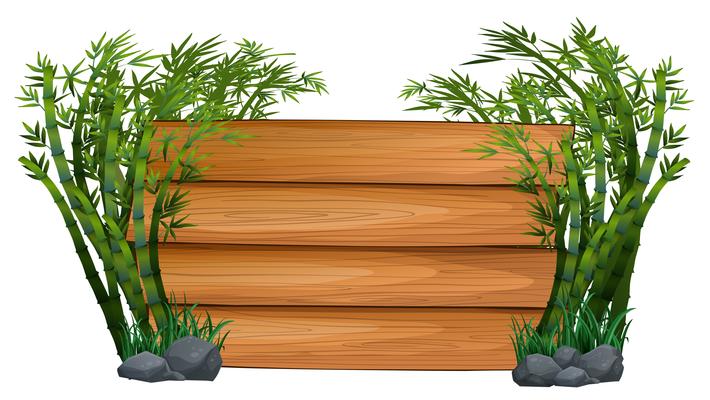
xmin=140 ymin=120 xmax=569 ymax=370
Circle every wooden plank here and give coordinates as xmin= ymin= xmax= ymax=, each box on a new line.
xmin=159 ymin=244 xmax=555 ymax=307
xmin=200 ymin=306 xmax=541 ymax=370
xmin=151 ymin=120 xmax=568 ymax=185
xmin=135 ymin=182 xmax=545 ymax=246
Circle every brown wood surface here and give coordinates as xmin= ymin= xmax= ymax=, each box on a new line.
xmin=199 ymin=305 xmax=542 ymax=370
xmin=134 ymin=182 xmax=545 ymax=246
xmin=151 ymin=120 xmax=568 ymax=185
xmin=139 ymin=120 xmax=564 ymax=370
xmin=158 ymin=244 xmax=554 ymax=307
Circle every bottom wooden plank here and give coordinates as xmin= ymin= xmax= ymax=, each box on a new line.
xmin=199 ymin=306 xmax=542 ymax=370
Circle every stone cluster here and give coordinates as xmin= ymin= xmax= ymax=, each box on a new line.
xmin=512 ymin=344 xmax=623 ymax=387
xmin=117 ymin=336 xmax=222 ymax=383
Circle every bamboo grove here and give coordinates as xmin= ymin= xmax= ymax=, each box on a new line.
xmin=17 ymin=32 xmax=326 ymax=358
xmin=401 ymin=20 xmax=690 ymax=336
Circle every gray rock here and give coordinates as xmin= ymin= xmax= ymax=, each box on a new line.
xmin=578 ymin=344 xmax=624 ymax=382
xmin=553 ymin=346 xmax=581 ymax=369
xmin=512 ymin=354 xmax=562 ymax=387
xmin=554 ymin=366 xmax=599 ymax=387
xmin=117 ymin=351 xmax=186 ymax=382
xmin=164 ymin=336 xmax=222 ymax=381
xmin=163 ymin=369 xmax=188 ymax=381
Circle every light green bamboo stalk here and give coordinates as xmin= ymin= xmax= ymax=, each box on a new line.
xmin=144 ymin=122 xmax=221 ymax=325
xmin=102 ymin=94 xmax=126 ymax=301
xmin=42 ymin=64 xmax=149 ymax=326
xmin=468 ymin=123 xmax=574 ymax=334
xmin=597 ymin=157 xmax=688 ymax=320
xmin=572 ymin=26 xmax=640 ymax=194
xmin=102 ymin=94 xmax=125 ymax=221
xmin=588 ymin=66 xmax=668 ymax=318
xmin=496 ymin=126 xmax=568 ymax=333
xmin=71 ymin=54 xmax=107 ymax=195
xmin=70 ymin=187 xmax=149 ymax=324
xmin=103 ymin=215 xmax=151 ymax=334
xmin=598 ymin=78 xmax=639 ymax=194
xmin=146 ymin=151 xmax=186 ymax=312
xmin=536 ymin=206 xmax=570 ymax=331
xmin=496 ymin=34 xmax=613 ymax=328
xmin=41 ymin=65 xmax=120 ymax=306
xmin=19 ymin=156 xmax=126 ymax=356
xmin=608 ymin=246 xmax=637 ymax=329
xmin=130 ymin=123 xmax=169 ymax=328
xmin=539 ymin=137 xmax=581 ymax=333
xmin=489 ymin=32 xmax=611 ymax=216
xmin=127 ymin=40 xmax=205 ymax=329
xmin=569 ymin=225 xmax=607 ymax=305
xmin=583 ymin=98 xmax=607 ymax=228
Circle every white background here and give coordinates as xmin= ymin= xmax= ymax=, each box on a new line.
xmin=1 ymin=0 xmax=708 ymax=398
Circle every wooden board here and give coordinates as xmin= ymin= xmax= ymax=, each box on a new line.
xmin=138 ymin=120 xmax=566 ymax=370
xmin=200 ymin=306 xmax=542 ymax=370
xmin=135 ymin=182 xmax=544 ymax=246
xmin=158 ymin=244 xmax=555 ymax=307
xmin=151 ymin=120 xmax=568 ymax=185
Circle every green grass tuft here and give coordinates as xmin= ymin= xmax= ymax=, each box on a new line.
xmin=119 ymin=294 xmax=233 ymax=361
xmin=510 ymin=293 xmax=632 ymax=363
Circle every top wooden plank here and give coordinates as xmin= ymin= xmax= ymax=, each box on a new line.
xmin=151 ymin=120 xmax=569 ymax=185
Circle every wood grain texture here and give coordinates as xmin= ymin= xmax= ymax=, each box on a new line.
xmin=139 ymin=120 xmax=564 ymax=370
xmin=135 ymin=182 xmax=545 ymax=246
xmin=158 ymin=244 xmax=555 ymax=307
xmin=151 ymin=120 xmax=569 ymax=185
xmin=200 ymin=306 xmax=541 ymax=370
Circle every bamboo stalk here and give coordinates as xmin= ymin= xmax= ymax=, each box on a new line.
xmin=44 ymin=64 xmax=151 ymax=328
xmin=104 ymin=215 xmax=152 ymax=334
xmin=19 ymin=156 xmax=126 ymax=356
xmin=609 ymin=246 xmax=638 ymax=329
xmin=118 ymin=109 xmax=149 ymax=235
xmin=572 ymin=27 xmax=640 ymax=194
xmin=595 ymin=158 xmax=688 ymax=320
xmin=583 ymin=98 xmax=607 ymax=228
xmin=520 ymin=124 xmax=572 ymax=335
xmin=144 ymin=122 xmax=221 ymax=325
xmin=515 ymin=141 xmax=568 ymax=333
xmin=71 ymin=68 xmax=101 ymax=195
xmin=126 ymin=44 xmax=207 ymax=327
xmin=41 ymin=65 xmax=142 ymax=318
xmin=101 ymin=95 xmax=125 ymax=300
xmin=589 ymin=67 xmax=669 ymax=318
xmin=102 ymin=94 xmax=126 ymax=301
xmin=130 ymin=123 xmax=169 ymax=328
xmin=70 ymin=187 xmax=149 ymax=322
xmin=600 ymin=79 xmax=639 ymax=194
xmin=537 ymin=205 xmax=570 ymax=332
xmin=538 ymin=137 xmax=581 ymax=333
xmin=586 ymin=199 xmax=636 ymax=316
xmin=102 ymin=94 xmax=125 ymax=220
xmin=147 ymin=155 xmax=185 ymax=295
xmin=506 ymin=38 xmax=612 ymax=214
xmin=569 ymin=225 xmax=607 ymax=306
